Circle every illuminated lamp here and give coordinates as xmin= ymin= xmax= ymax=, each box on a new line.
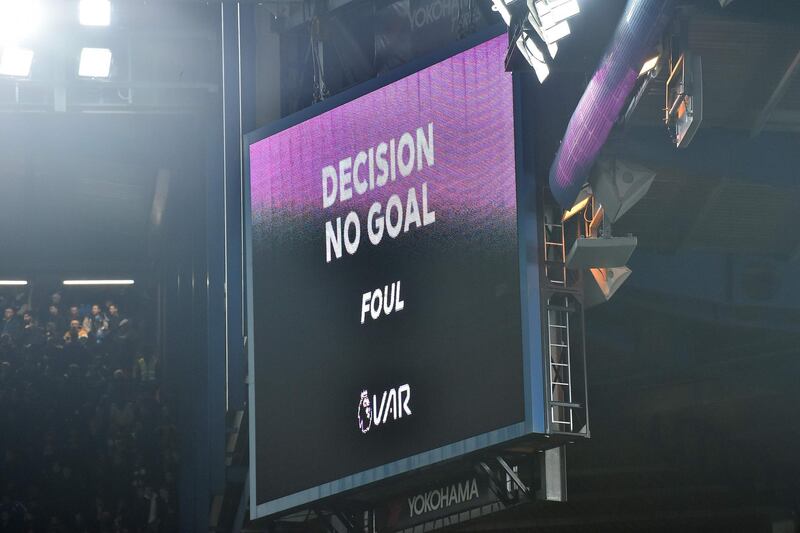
xmin=78 ymin=47 xmax=112 ymax=78
xmin=63 ymin=279 xmax=134 ymax=285
xmin=0 ymin=47 xmax=33 ymax=77
xmin=0 ymin=280 xmax=27 ymax=286
xmin=516 ymin=32 xmax=550 ymax=82
xmin=535 ymin=0 xmax=580 ymax=28
xmin=79 ymin=0 xmax=111 ymax=27
xmin=493 ymin=0 xmax=581 ymax=83
xmin=492 ymin=0 xmax=550 ymax=81
xmin=562 ymin=186 xmax=591 ymax=222
xmin=0 ymin=0 xmax=42 ymax=46
xmin=639 ymin=55 xmax=659 ymax=76
xmin=541 ymin=20 xmax=570 ymax=44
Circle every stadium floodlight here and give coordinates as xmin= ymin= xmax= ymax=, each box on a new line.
xmin=0 ymin=280 xmax=28 ymax=286
xmin=516 ymin=33 xmax=550 ymax=82
xmin=639 ymin=55 xmax=660 ymax=76
xmin=534 ymin=0 xmax=578 ymax=14
xmin=0 ymin=0 xmax=42 ymax=46
xmin=0 ymin=47 xmax=33 ymax=77
xmin=63 ymin=279 xmax=134 ymax=286
xmin=535 ymin=0 xmax=580 ymax=28
xmin=78 ymin=47 xmax=112 ymax=78
xmin=527 ymin=8 xmax=572 ymax=50
xmin=492 ymin=0 xmax=550 ymax=82
xmin=541 ymin=20 xmax=570 ymax=44
xmin=495 ymin=0 xmax=580 ymax=83
xmin=80 ymin=0 xmax=111 ymax=26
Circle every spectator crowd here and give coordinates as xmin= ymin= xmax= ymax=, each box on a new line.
xmin=0 ymin=290 xmax=179 ymax=533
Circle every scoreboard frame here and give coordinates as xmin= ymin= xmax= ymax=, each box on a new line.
xmin=243 ymin=25 xmax=550 ymax=520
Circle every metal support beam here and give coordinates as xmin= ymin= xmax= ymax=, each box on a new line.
xmin=538 ymin=446 xmax=567 ymax=502
xmin=220 ymin=0 xmax=253 ymax=414
xmin=751 ymin=48 xmax=800 ymax=138
xmin=497 ymin=456 xmax=530 ymax=498
xmin=476 ymin=456 xmax=529 ymax=507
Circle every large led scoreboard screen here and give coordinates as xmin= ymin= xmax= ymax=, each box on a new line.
xmin=246 ymin=33 xmax=543 ymax=518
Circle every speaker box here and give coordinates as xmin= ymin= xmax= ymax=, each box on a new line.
xmin=566 ymin=236 xmax=637 ymax=269
xmin=584 ymin=266 xmax=632 ymax=308
xmin=589 ymin=158 xmax=655 ymax=223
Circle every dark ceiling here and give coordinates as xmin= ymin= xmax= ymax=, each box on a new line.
xmin=629 ymin=2 xmax=800 ymax=133
xmin=610 ymin=1 xmax=800 ymax=257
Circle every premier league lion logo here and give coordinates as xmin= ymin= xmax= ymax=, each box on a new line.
xmin=358 ymin=390 xmax=372 ymax=434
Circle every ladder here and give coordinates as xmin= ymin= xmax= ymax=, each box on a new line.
xmin=543 ymin=217 xmax=567 ymax=286
xmin=547 ymin=297 xmax=573 ymax=431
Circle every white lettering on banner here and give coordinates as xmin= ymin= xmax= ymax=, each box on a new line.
xmin=321 ymin=123 xmax=434 ymax=210
xmin=397 ymin=132 xmax=415 ymax=177
xmin=323 ymin=123 xmax=436 ymax=326
xmin=357 ymin=384 xmax=412 ymax=434
xmin=322 ymin=166 xmax=338 ymax=209
xmin=321 ymin=123 xmax=437 ymax=261
xmin=343 ymin=211 xmax=360 ymax=256
xmin=407 ymin=478 xmax=480 ymax=518
xmin=352 ymin=151 xmax=368 ymax=195
xmin=376 ymin=142 xmax=389 ymax=187
xmin=338 ymin=157 xmax=353 ymax=203
xmin=324 ymin=218 xmax=341 ymax=263
xmin=325 ymin=184 xmax=435 ymax=263
xmin=361 ymin=281 xmax=405 ymax=324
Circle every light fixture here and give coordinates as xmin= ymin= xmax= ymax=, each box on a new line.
xmin=516 ymin=33 xmax=550 ymax=82
xmin=63 ymin=279 xmax=134 ymax=286
xmin=639 ymin=55 xmax=659 ymax=76
xmin=535 ymin=0 xmax=580 ymax=29
xmin=79 ymin=0 xmax=111 ymax=27
xmin=0 ymin=0 xmax=42 ymax=46
xmin=0 ymin=280 xmax=27 ymax=286
xmin=78 ymin=47 xmax=112 ymax=78
xmin=494 ymin=0 xmax=581 ymax=83
xmin=562 ymin=190 xmax=591 ymax=222
xmin=0 ymin=47 xmax=33 ymax=77
xmin=541 ymin=20 xmax=571 ymax=44
xmin=666 ymin=52 xmax=703 ymax=148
